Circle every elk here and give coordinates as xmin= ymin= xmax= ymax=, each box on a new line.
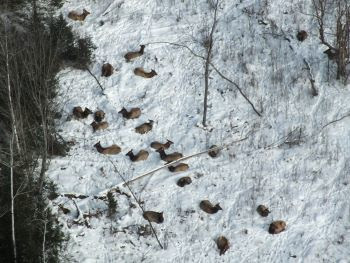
xmin=324 ymin=48 xmax=339 ymax=61
xmin=256 ymin=205 xmax=270 ymax=217
xmin=177 ymin=176 xmax=192 ymax=187
xmin=156 ymin=147 xmax=183 ymax=163
xmin=216 ymin=236 xmax=229 ymax=255
xmin=168 ymin=163 xmax=189 ymax=172
xmin=199 ymin=200 xmax=222 ymax=214
xmin=268 ymin=220 xmax=286 ymax=234
xmin=126 ymin=149 xmax=149 ymax=162
xmin=68 ymin=9 xmax=90 ymax=21
xmin=135 ymin=120 xmax=154 ymax=134
xmin=143 ymin=211 xmax=164 ymax=224
xmin=134 ymin=68 xmax=157 ymax=78
xmin=101 ymin=63 xmax=114 ymax=77
xmin=91 ymin=121 xmax=108 ymax=132
xmin=296 ymin=30 xmax=308 ymax=42
xmin=208 ymin=145 xmax=220 ymax=158
xmin=94 ymin=110 xmax=105 ymax=122
xmin=119 ymin=107 xmax=141 ymax=119
xmin=73 ymin=106 xmax=92 ymax=119
xmin=124 ymin=45 xmax=145 ymax=62
xmin=94 ymin=142 xmax=121 ymax=155
xmin=150 ymin=139 xmax=173 ymax=150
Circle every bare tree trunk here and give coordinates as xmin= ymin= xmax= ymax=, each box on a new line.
xmin=10 ymin=133 xmax=17 ymax=263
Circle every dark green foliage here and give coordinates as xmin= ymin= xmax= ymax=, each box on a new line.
xmin=107 ymin=191 xmax=118 ymax=218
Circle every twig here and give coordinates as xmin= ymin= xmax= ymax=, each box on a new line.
xmin=321 ymin=113 xmax=350 ymax=130
xmin=303 ymin=58 xmax=318 ymax=96
xmin=85 ymin=67 xmax=105 ymax=93
xmin=107 ymin=159 xmax=164 ymax=250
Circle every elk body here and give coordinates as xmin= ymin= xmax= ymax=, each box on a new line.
xmin=296 ymin=30 xmax=308 ymax=42
xmin=143 ymin=211 xmax=164 ymax=224
xmin=216 ymin=236 xmax=229 ymax=255
xmin=135 ymin=120 xmax=153 ymax=134
xmin=150 ymin=140 xmax=173 ymax=150
xmin=94 ymin=142 xmax=121 ymax=155
xmin=126 ymin=149 xmax=149 ymax=162
xmin=94 ymin=110 xmax=105 ymax=122
xmin=119 ymin=107 xmax=141 ymax=119
xmin=177 ymin=176 xmax=192 ymax=187
xmin=101 ymin=63 xmax=114 ymax=77
xmin=324 ymin=48 xmax=339 ymax=61
xmin=268 ymin=220 xmax=286 ymax=234
xmin=208 ymin=145 xmax=220 ymax=158
xmin=156 ymin=147 xmax=183 ymax=163
xmin=73 ymin=106 xmax=92 ymax=119
xmin=200 ymin=200 xmax=222 ymax=214
xmin=68 ymin=9 xmax=90 ymax=21
xmin=168 ymin=163 xmax=189 ymax=172
xmin=124 ymin=45 xmax=145 ymax=62
xmin=134 ymin=68 xmax=157 ymax=78
xmin=91 ymin=121 xmax=108 ymax=132
xmin=256 ymin=205 xmax=270 ymax=217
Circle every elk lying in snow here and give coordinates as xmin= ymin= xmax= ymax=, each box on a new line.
xmin=124 ymin=45 xmax=145 ymax=62
xmin=143 ymin=211 xmax=164 ymax=224
xmin=269 ymin=220 xmax=286 ymax=234
xmin=134 ymin=68 xmax=157 ymax=78
xmin=94 ymin=110 xmax=105 ymax=122
xmin=156 ymin=147 xmax=183 ymax=163
xmin=200 ymin=200 xmax=222 ymax=214
xmin=256 ymin=205 xmax=270 ymax=217
xmin=101 ymin=63 xmax=114 ymax=77
xmin=296 ymin=30 xmax=308 ymax=42
xmin=216 ymin=236 xmax=229 ymax=255
xmin=168 ymin=163 xmax=189 ymax=172
xmin=135 ymin=120 xmax=154 ymax=134
xmin=324 ymin=48 xmax=339 ymax=61
xmin=68 ymin=9 xmax=90 ymax=21
xmin=119 ymin=107 xmax=141 ymax=119
xmin=177 ymin=176 xmax=192 ymax=187
xmin=150 ymin=139 xmax=173 ymax=150
xmin=126 ymin=149 xmax=149 ymax=162
xmin=91 ymin=121 xmax=108 ymax=132
xmin=208 ymin=145 xmax=220 ymax=158
xmin=94 ymin=141 xmax=121 ymax=155
xmin=73 ymin=106 xmax=92 ymax=119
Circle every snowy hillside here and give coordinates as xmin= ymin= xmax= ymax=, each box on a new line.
xmin=48 ymin=0 xmax=350 ymax=262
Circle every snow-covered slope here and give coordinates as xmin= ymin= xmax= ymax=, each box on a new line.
xmin=48 ymin=0 xmax=350 ymax=262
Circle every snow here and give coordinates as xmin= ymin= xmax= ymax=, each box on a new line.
xmin=48 ymin=0 xmax=350 ymax=262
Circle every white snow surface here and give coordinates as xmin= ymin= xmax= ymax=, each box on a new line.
xmin=48 ymin=0 xmax=350 ymax=262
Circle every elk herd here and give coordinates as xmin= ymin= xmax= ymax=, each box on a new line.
xmin=67 ymin=7 xmax=287 ymax=257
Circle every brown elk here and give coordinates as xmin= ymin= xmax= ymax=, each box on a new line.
xmin=216 ymin=236 xmax=229 ymax=255
xmin=119 ymin=107 xmax=141 ymax=119
xmin=73 ymin=106 xmax=92 ymax=119
xmin=68 ymin=9 xmax=90 ymax=21
xmin=296 ymin=30 xmax=308 ymax=42
xmin=134 ymin=68 xmax=157 ymax=78
xmin=324 ymin=48 xmax=339 ymax=61
xmin=208 ymin=145 xmax=220 ymax=158
xmin=168 ymin=163 xmax=189 ymax=172
xmin=150 ymin=139 xmax=173 ymax=150
xmin=94 ymin=110 xmax=105 ymax=122
xmin=91 ymin=121 xmax=108 ymax=132
xmin=256 ymin=205 xmax=270 ymax=217
xmin=135 ymin=120 xmax=154 ymax=134
xmin=94 ymin=142 xmax=121 ymax=155
xmin=143 ymin=211 xmax=164 ymax=224
xmin=101 ymin=63 xmax=114 ymax=77
xmin=124 ymin=45 xmax=145 ymax=62
xmin=156 ymin=147 xmax=183 ymax=163
xmin=177 ymin=176 xmax=192 ymax=187
xmin=268 ymin=220 xmax=286 ymax=234
xmin=126 ymin=149 xmax=149 ymax=162
xmin=199 ymin=200 xmax=222 ymax=214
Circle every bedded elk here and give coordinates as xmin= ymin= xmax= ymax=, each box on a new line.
xmin=208 ymin=145 xmax=220 ymax=158
xmin=101 ymin=63 xmax=114 ymax=77
xmin=94 ymin=110 xmax=105 ymax=122
xmin=73 ymin=106 xmax=92 ymax=119
xmin=216 ymin=236 xmax=229 ymax=255
xmin=177 ymin=176 xmax=192 ymax=187
xmin=143 ymin=211 xmax=164 ymax=224
xmin=135 ymin=120 xmax=154 ymax=134
xmin=150 ymin=139 xmax=173 ymax=150
xmin=324 ymin=48 xmax=339 ymax=61
xmin=156 ymin=147 xmax=183 ymax=163
xmin=296 ymin=30 xmax=308 ymax=42
xmin=94 ymin=141 xmax=121 ymax=155
xmin=91 ymin=121 xmax=108 ymax=132
xmin=124 ymin=45 xmax=145 ymax=62
xmin=200 ymin=200 xmax=222 ymax=214
xmin=256 ymin=205 xmax=270 ymax=217
xmin=268 ymin=220 xmax=286 ymax=234
xmin=168 ymin=163 xmax=189 ymax=172
xmin=134 ymin=68 xmax=157 ymax=78
xmin=126 ymin=149 xmax=149 ymax=162
xmin=68 ymin=9 xmax=90 ymax=21
xmin=119 ymin=107 xmax=141 ymax=119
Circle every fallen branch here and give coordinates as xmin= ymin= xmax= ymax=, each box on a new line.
xmin=85 ymin=67 xmax=105 ymax=93
xmin=303 ymin=59 xmax=318 ymax=96
xmin=321 ymin=113 xmax=350 ymax=130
